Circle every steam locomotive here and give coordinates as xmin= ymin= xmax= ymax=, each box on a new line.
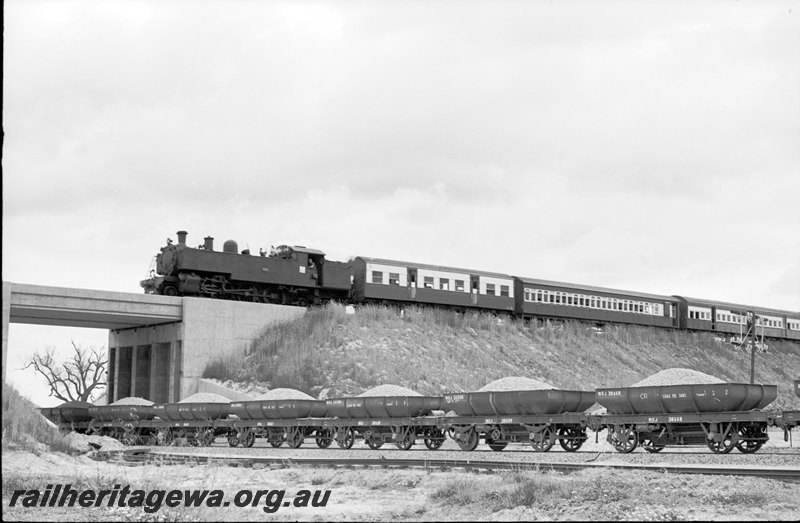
xmin=140 ymin=231 xmax=800 ymax=341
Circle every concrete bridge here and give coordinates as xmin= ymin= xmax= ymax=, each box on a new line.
xmin=2 ymin=281 xmax=304 ymax=403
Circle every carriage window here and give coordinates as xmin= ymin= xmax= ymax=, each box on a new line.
xmin=423 ymin=276 xmax=434 ymax=289
xmin=486 ymin=283 xmax=495 ymax=296
xmin=389 ymin=273 xmax=400 ymax=285
xmin=455 ymin=280 xmax=465 ymax=292
xmin=440 ymin=278 xmax=450 ymax=291
xmin=371 ymin=271 xmax=383 ymax=284
xmin=500 ymin=285 xmax=509 ymax=297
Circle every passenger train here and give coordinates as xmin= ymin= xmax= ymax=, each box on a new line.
xmin=140 ymin=231 xmax=800 ymax=341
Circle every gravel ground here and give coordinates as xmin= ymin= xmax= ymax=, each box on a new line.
xmin=146 ymin=428 xmax=800 ymax=469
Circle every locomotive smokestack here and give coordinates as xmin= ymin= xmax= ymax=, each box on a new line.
xmin=204 ymin=236 xmax=214 ymax=251
xmin=177 ymin=231 xmax=187 ymax=246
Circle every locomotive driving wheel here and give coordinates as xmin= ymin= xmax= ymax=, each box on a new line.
xmin=557 ymin=427 xmax=587 ymax=452
xmin=336 ymin=427 xmax=355 ymax=449
xmin=530 ymin=426 xmax=555 ymax=452
xmin=456 ymin=428 xmax=479 ymax=451
xmin=735 ymin=425 xmax=764 ymax=454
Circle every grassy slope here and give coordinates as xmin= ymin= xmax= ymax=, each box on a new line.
xmin=204 ymin=303 xmax=800 ymax=410
xmin=1 ymin=382 xmax=73 ymax=453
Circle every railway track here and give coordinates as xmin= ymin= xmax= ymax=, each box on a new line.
xmin=90 ymin=448 xmax=800 ymax=483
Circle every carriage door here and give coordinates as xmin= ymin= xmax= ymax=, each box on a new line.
xmin=407 ymin=268 xmax=417 ymax=300
xmin=470 ymin=275 xmax=480 ymax=306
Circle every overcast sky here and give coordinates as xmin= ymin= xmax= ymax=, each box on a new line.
xmin=4 ymin=0 xmax=799 ymax=406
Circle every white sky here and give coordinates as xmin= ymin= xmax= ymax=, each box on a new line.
xmin=3 ymin=0 xmax=799 ymax=406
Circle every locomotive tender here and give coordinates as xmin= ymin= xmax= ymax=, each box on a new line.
xmin=140 ymin=231 xmax=800 ymax=341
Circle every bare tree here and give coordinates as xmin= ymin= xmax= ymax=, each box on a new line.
xmin=23 ymin=341 xmax=107 ymax=403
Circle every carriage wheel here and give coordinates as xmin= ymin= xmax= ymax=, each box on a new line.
xmin=530 ymin=427 xmax=555 ymax=452
xmin=336 ymin=427 xmax=355 ymax=449
xmin=423 ymin=428 xmax=446 ymax=450
xmin=315 ymin=429 xmax=334 ymax=449
xmin=610 ymin=425 xmax=639 ymax=453
xmin=456 ymin=428 xmax=479 ymax=451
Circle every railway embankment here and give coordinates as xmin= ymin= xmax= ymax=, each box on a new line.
xmin=203 ymin=302 xmax=800 ymax=411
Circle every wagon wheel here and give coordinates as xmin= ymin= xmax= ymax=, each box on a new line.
xmin=296 ymin=297 xmax=309 ymax=308
xmin=315 ymin=428 xmax=334 ymax=449
xmin=365 ymin=436 xmax=384 ymax=450
xmin=735 ymin=425 xmax=764 ymax=454
xmin=243 ymin=430 xmax=257 ymax=448
xmin=268 ymin=430 xmax=285 ymax=448
xmin=156 ymin=428 xmax=174 ymax=446
xmin=558 ymin=427 xmax=587 ymax=452
xmin=162 ymin=285 xmax=178 ymax=296
xmin=396 ymin=429 xmax=415 ymax=451
xmin=227 ymin=432 xmax=241 ymax=447
xmin=336 ymin=427 xmax=355 ymax=449
xmin=530 ymin=427 xmax=555 ymax=452
xmin=705 ymin=424 xmax=735 ymax=454
xmin=121 ymin=431 xmax=140 ymax=446
xmin=201 ymin=429 xmax=216 ymax=447
xmin=610 ymin=425 xmax=639 ymax=454
xmin=423 ymin=428 xmax=446 ymax=450
xmin=287 ymin=428 xmax=304 ymax=449
xmin=486 ymin=437 xmax=509 ymax=452
xmin=456 ymin=428 xmax=479 ymax=451
xmin=641 ymin=437 xmax=666 ymax=453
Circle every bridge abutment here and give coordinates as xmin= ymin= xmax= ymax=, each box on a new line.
xmin=108 ymin=298 xmax=304 ymax=402
xmin=4 ymin=282 xmax=305 ymax=403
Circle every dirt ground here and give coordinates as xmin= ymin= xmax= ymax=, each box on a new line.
xmin=2 ymin=446 xmax=799 ymax=522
